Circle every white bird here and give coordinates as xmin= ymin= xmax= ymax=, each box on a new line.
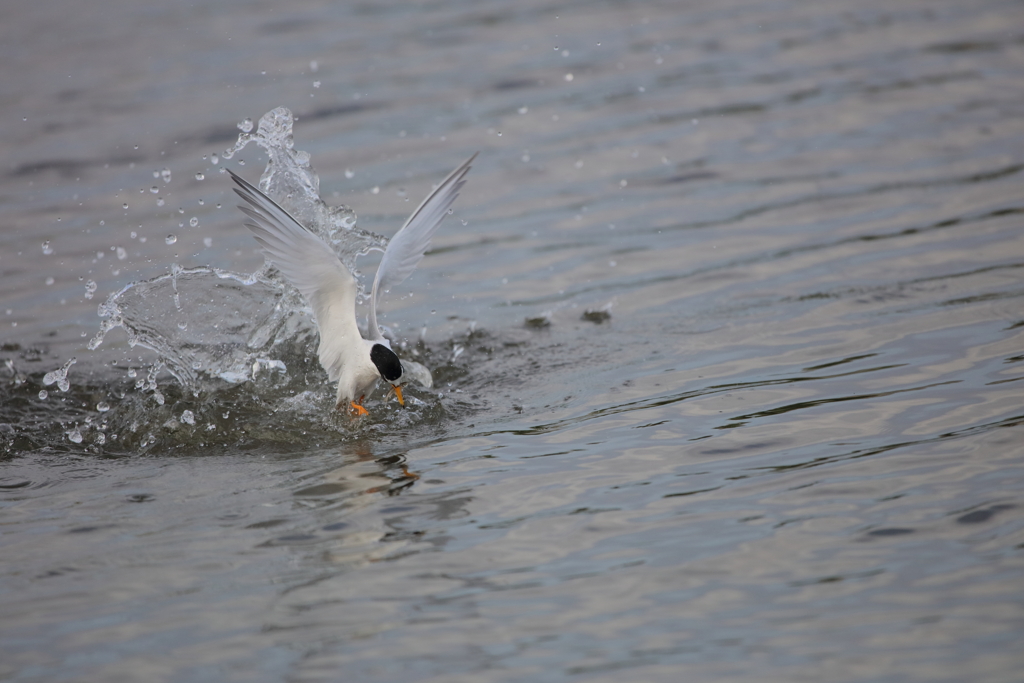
xmin=228 ymin=153 xmax=475 ymax=415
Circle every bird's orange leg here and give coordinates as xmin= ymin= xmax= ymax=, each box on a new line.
xmin=349 ymin=395 xmax=369 ymax=416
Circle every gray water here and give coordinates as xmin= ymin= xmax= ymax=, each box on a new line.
xmin=2 ymin=0 xmax=1024 ymax=681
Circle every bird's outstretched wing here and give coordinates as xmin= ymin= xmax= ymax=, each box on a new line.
xmin=229 ymin=169 xmax=361 ymax=381
xmin=367 ymin=153 xmax=477 ymax=338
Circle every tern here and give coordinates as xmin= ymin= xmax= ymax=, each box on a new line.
xmin=228 ymin=154 xmax=475 ymax=415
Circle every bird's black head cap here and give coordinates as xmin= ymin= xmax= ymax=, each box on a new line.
xmin=370 ymin=343 xmax=403 ymax=383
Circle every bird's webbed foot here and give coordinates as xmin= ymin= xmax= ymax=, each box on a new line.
xmin=340 ymin=396 xmax=369 ymax=416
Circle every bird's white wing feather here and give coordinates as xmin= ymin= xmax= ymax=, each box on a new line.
xmin=368 ymin=153 xmax=476 ymax=337
xmin=229 ymin=169 xmax=360 ymax=381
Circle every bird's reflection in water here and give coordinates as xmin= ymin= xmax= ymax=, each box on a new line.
xmin=377 ymin=453 xmax=420 ymax=494
xmin=296 ymin=441 xmax=418 ymax=500
xmin=278 ymin=441 xmax=430 ymax=570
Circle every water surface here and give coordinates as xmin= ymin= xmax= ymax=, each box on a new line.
xmin=2 ymin=0 xmax=1023 ymax=681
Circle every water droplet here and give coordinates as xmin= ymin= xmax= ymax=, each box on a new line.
xmin=310 ymin=60 xmax=319 ymax=73
xmin=38 ymin=390 xmax=48 ymax=400
xmin=447 ymin=208 xmax=453 ymax=214
xmin=122 ymin=203 xmax=129 ymax=210
xmin=181 ymin=410 xmax=195 ymax=425
xmin=150 ymin=186 xmax=159 ymax=194
xmin=565 ymin=73 xmax=574 ymax=81
xmin=97 ymin=401 xmax=110 ymax=412
xmin=165 ymin=234 xmax=177 ymax=245
xmin=67 ymin=429 xmax=83 ymax=444
xmin=95 ymin=433 xmax=106 ymax=445
xmin=41 ymin=240 xmax=53 ymax=255
xmin=203 ymin=237 xmax=213 ymax=248
xmin=619 ymin=179 xmax=628 ymax=187
xmin=45 ymin=276 xmax=54 ymax=286
xmin=161 ymin=168 xmax=172 ymax=182
xmin=210 ymin=154 xmax=219 ymax=165
xmin=344 ymin=169 xmax=354 ymax=179
xmin=177 ymin=321 xmax=188 ymax=330
xmin=238 ymin=118 xmax=254 ymax=133
xmin=195 ymin=172 xmax=205 ymax=181
xmin=127 ymin=368 xmax=137 ymax=378
xmin=116 ymin=246 xmax=127 ymax=260
xmin=371 ymin=186 xmax=380 ymax=194
xmin=84 ymin=280 xmax=97 ymax=300
xmin=189 ymin=217 xmax=199 ymax=228
xmin=156 ymin=198 xmax=165 ymax=207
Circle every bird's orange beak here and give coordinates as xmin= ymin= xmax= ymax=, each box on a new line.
xmin=392 ymin=385 xmax=405 ymax=406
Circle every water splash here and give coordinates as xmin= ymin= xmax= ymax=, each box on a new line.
xmin=87 ymin=265 xmax=308 ymax=394
xmin=11 ymin=106 xmax=457 ymax=456
xmin=82 ymin=106 xmax=403 ymax=397
xmin=43 ymin=357 xmax=76 ymax=392
xmin=222 ymin=106 xmax=387 ymax=275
